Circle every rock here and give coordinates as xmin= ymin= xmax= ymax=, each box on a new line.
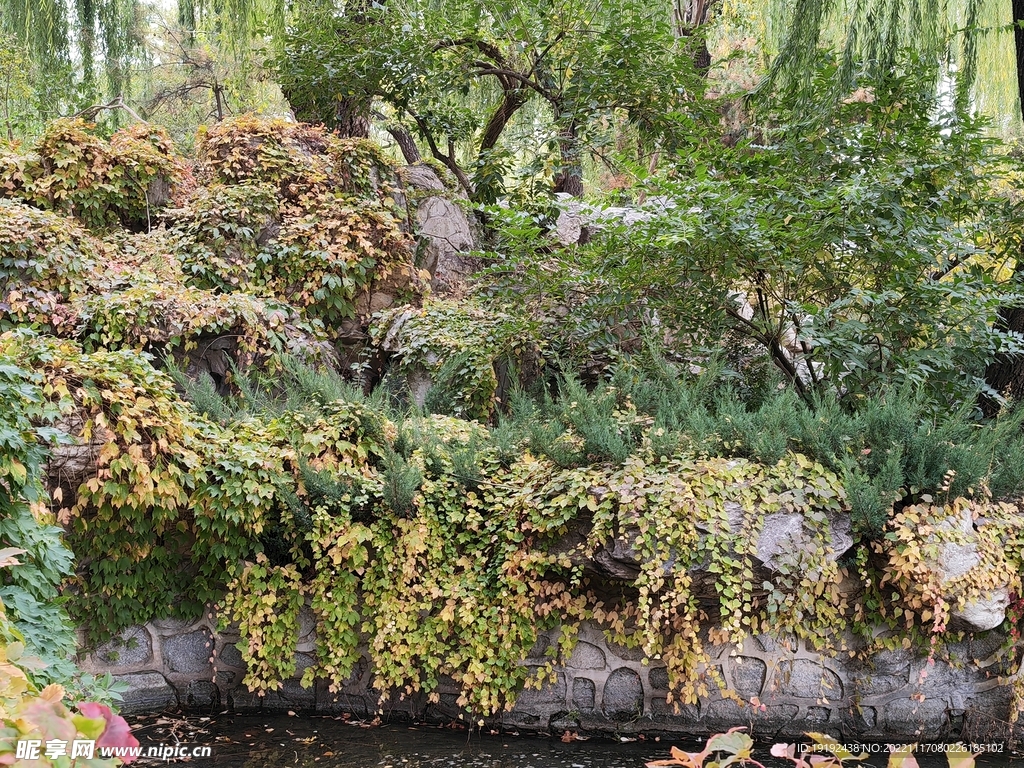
xmin=403 ymin=165 xmax=475 ymax=294
xmin=115 ymin=672 xmax=178 ymax=714
xmin=953 ymin=588 xmax=1009 ymax=633
xmin=649 ymin=667 xmax=669 ymax=691
xmin=553 ymin=205 xmax=584 ymax=246
xmin=402 ymin=164 xmax=448 ymax=192
xmin=567 ymin=642 xmax=605 ymax=670
xmin=755 ymin=510 xmax=853 ymax=571
xmin=883 ymin=698 xmax=949 ymax=739
xmin=920 ymin=507 xmax=1011 ymax=632
xmin=515 ymin=672 xmax=566 ymax=715
xmin=572 ymin=678 xmax=595 ymax=711
xmin=603 ymin=668 xmax=643 ymax=718
xmin=93 ymin=626 xmax=153 ymax=668
xmin=217 ymin=641 xmax=245 ymax=669
xmin=729 ymin=656 xmax=766 ymax=698
xmin=771 ymin=660 xmax=844 ymax=700
xmin=163 ymin=629 xmax=213 ymax=674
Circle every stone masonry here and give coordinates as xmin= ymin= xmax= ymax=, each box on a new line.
xmin=79 ymin=614 xmax=1019 ymax=742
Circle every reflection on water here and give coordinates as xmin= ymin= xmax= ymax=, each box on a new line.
xmin=128 ymin=713 xmax=1024 ymax=768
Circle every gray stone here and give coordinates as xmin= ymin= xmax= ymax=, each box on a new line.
xmin=572 ymin=678 xmax=595 ymax=711
xmin=883 ymin=698 xmax=949 ymax=738
xmin=591 ymin=537 xmax=642 ymax=580
xmin=550 ymin=713 xmax=581 ymax=731
xmin=871 ymin=647 xmax=913 ymax=675
xmin=567 ymin=642 xmax=605 ymax=670
xmin=185 ymin=680 xmax=219 ymax=708
xmin=606 ymin=640 xmax=646 ymax=662
xmin=852 ymin=673 xmax=907 ymax=696
xmin=603 ymin=668 xmax=643 ymax=718
xmin=553 ymin=206 xmax=584 ymax=246
xmin=217 ymin=641 xmax=244 ymax=669
xmin=702 ymin=698 xmax=748 ymax=726
xmin=527 ymin=632 xmax=554 ymax=661
xmin=151 ymin=615 xmax=200 ymax=633
xmin=414 ymin=195 xmax=475 ymax=293
xmin=163 ymin=629 xmax=213 ymax=674
xmin=402 ymin=165 xmax=447 ymax=192
xmin=273 ymin=680 xmax=317 ymax=710
xmin=772 ymin=660 xmax=843 ymax=700
xmin=292 ymin=653 xmax=316 ymax=679
xmin=649 ymin=667 xmax=669 ymax=691
xmin=316 ymin=688 xmax=371 ymax=716
xmin=94 ymin=626 xmax=153 ymax=667
xmin=804 ymin=706 xmax=831 ymax=725
xmin=515 ymin=672 xmax=566 ymax=714
xmin=651 ymin=698 xmax=701 ymax=723
xmin=425 ymin=693 xmax=463 ymax=721
xmin=729 ymin=656 xmax=766 ymax=698
xmin=298 ymin=607 xmax=316 ymax=641
xmin=115 ymin=672 xmax=177 ymax=713
xmin=842 ymin=705 xmax=877 ymax=731
xmin=755 ymin=510 xmax=853 ymax=572
xmin=756 ymin=704 xmax=800 ymax=730
xmin=952 ymin=587 xmax=1009 ymax=633
xmin=920 ymin=508 xmax=1010 ymax=632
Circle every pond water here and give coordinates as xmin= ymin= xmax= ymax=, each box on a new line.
xmin=126 ymin=713 xmax=1024 ymax=768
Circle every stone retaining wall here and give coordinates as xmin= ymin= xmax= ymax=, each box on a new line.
xmin=78 ymin=613 xmax=1019 ymax=742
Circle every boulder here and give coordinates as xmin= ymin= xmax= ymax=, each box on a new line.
xmin=401 ymin=165 xmax=476 ymax=294
xmin=926 ymin=507 xmax=1010 ymax=632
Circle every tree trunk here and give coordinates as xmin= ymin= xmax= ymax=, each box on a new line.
xmin=1015 ymin=0 xmax=1024 ymax=121
xmin=982 ymin=252 xmax=1024 ymax=416
xmin=552 ymin=120 xmax=583 ymax=198
xmin=335 ymin=96 xmax=371 ymax=138
xmin=979 ymin=1 xmax=1024 ymax=416
xmin=387 ymin=124 xmax=421 ymax=163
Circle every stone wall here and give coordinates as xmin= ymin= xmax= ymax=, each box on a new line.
xmin=79 ymin=615 xmax=1018 ymax=743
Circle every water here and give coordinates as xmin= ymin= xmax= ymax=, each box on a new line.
xmin=126 ymin=713 xmax=1024 ymax=767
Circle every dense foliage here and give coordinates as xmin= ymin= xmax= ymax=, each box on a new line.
xmin=4 ymin=2 xmax=1024 ymax=734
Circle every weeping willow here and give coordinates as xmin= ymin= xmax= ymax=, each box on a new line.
xmin=0 ymin=0 xmax=145 ymax=119
xmin=761 ymin=0 xmax=1024 ymax=135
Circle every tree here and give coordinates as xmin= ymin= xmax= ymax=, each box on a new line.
xmin=487 ymin=66 xmax=1024 ymax=411
xmin=0 ymin=0 xmax=145 ymax=126
xmin=273 ymin=0 xmax=710 ymax=201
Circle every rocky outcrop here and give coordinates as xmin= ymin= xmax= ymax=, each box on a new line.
xmin=553 ymin=496 xmax=854 ymax=597
xmin=925 ymin=506 xmax=1010 ymax=632
xmin=400 ymin=164 xmax=476 ymax=295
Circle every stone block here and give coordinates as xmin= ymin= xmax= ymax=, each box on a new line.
xmin=115 ymin=672 xmax=177 ymax=714
xmin=94 ymin=626 xmax=153 ymax=668
xmin=729 ymin=656 xmax=766 ymax=698
xmin=185 ymin=680 xmax=219 ymax=709
xmin=804 ymin=706 xmax=831 ymax=725
xmin=216 ymin=640 xmax=244 ymax=669
xmin=567 ymin=642 xmax=605 ymax=670
xmin=291 ymin=652 xmax=315 ymax=679
xmin=514 ymin=672 xmax=566 ymax=715
xmin=425 ymin=693 xmax=464 ymax=721
xmin=852 ymin=673 xmax=907 ymax=696
xmin=603 ymin=667 xmax=643 ymax=719
xmin=550 ymin=713 xmax=581 ymax=731
xmin=771 ymin=660 xmax=844 ymax=699
xmin=572 ymin=677 xmax=595 ymax=711
xmin=883 ymin=698 xmax=949 ymax=739
xmin=605 ymin=640 xmax=646 ymax=662
xmin=151 ymin=615 xmax=201 ymax=634
xmin=651 ymin=698 xmax=701 ymax=723
xmin=316 ymin=688 xmax=372 ymax=716
xmin=163 ymin=629 xmax=213 ymax=674
xmin=649 ymin=666 xmax=669 ymax=691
